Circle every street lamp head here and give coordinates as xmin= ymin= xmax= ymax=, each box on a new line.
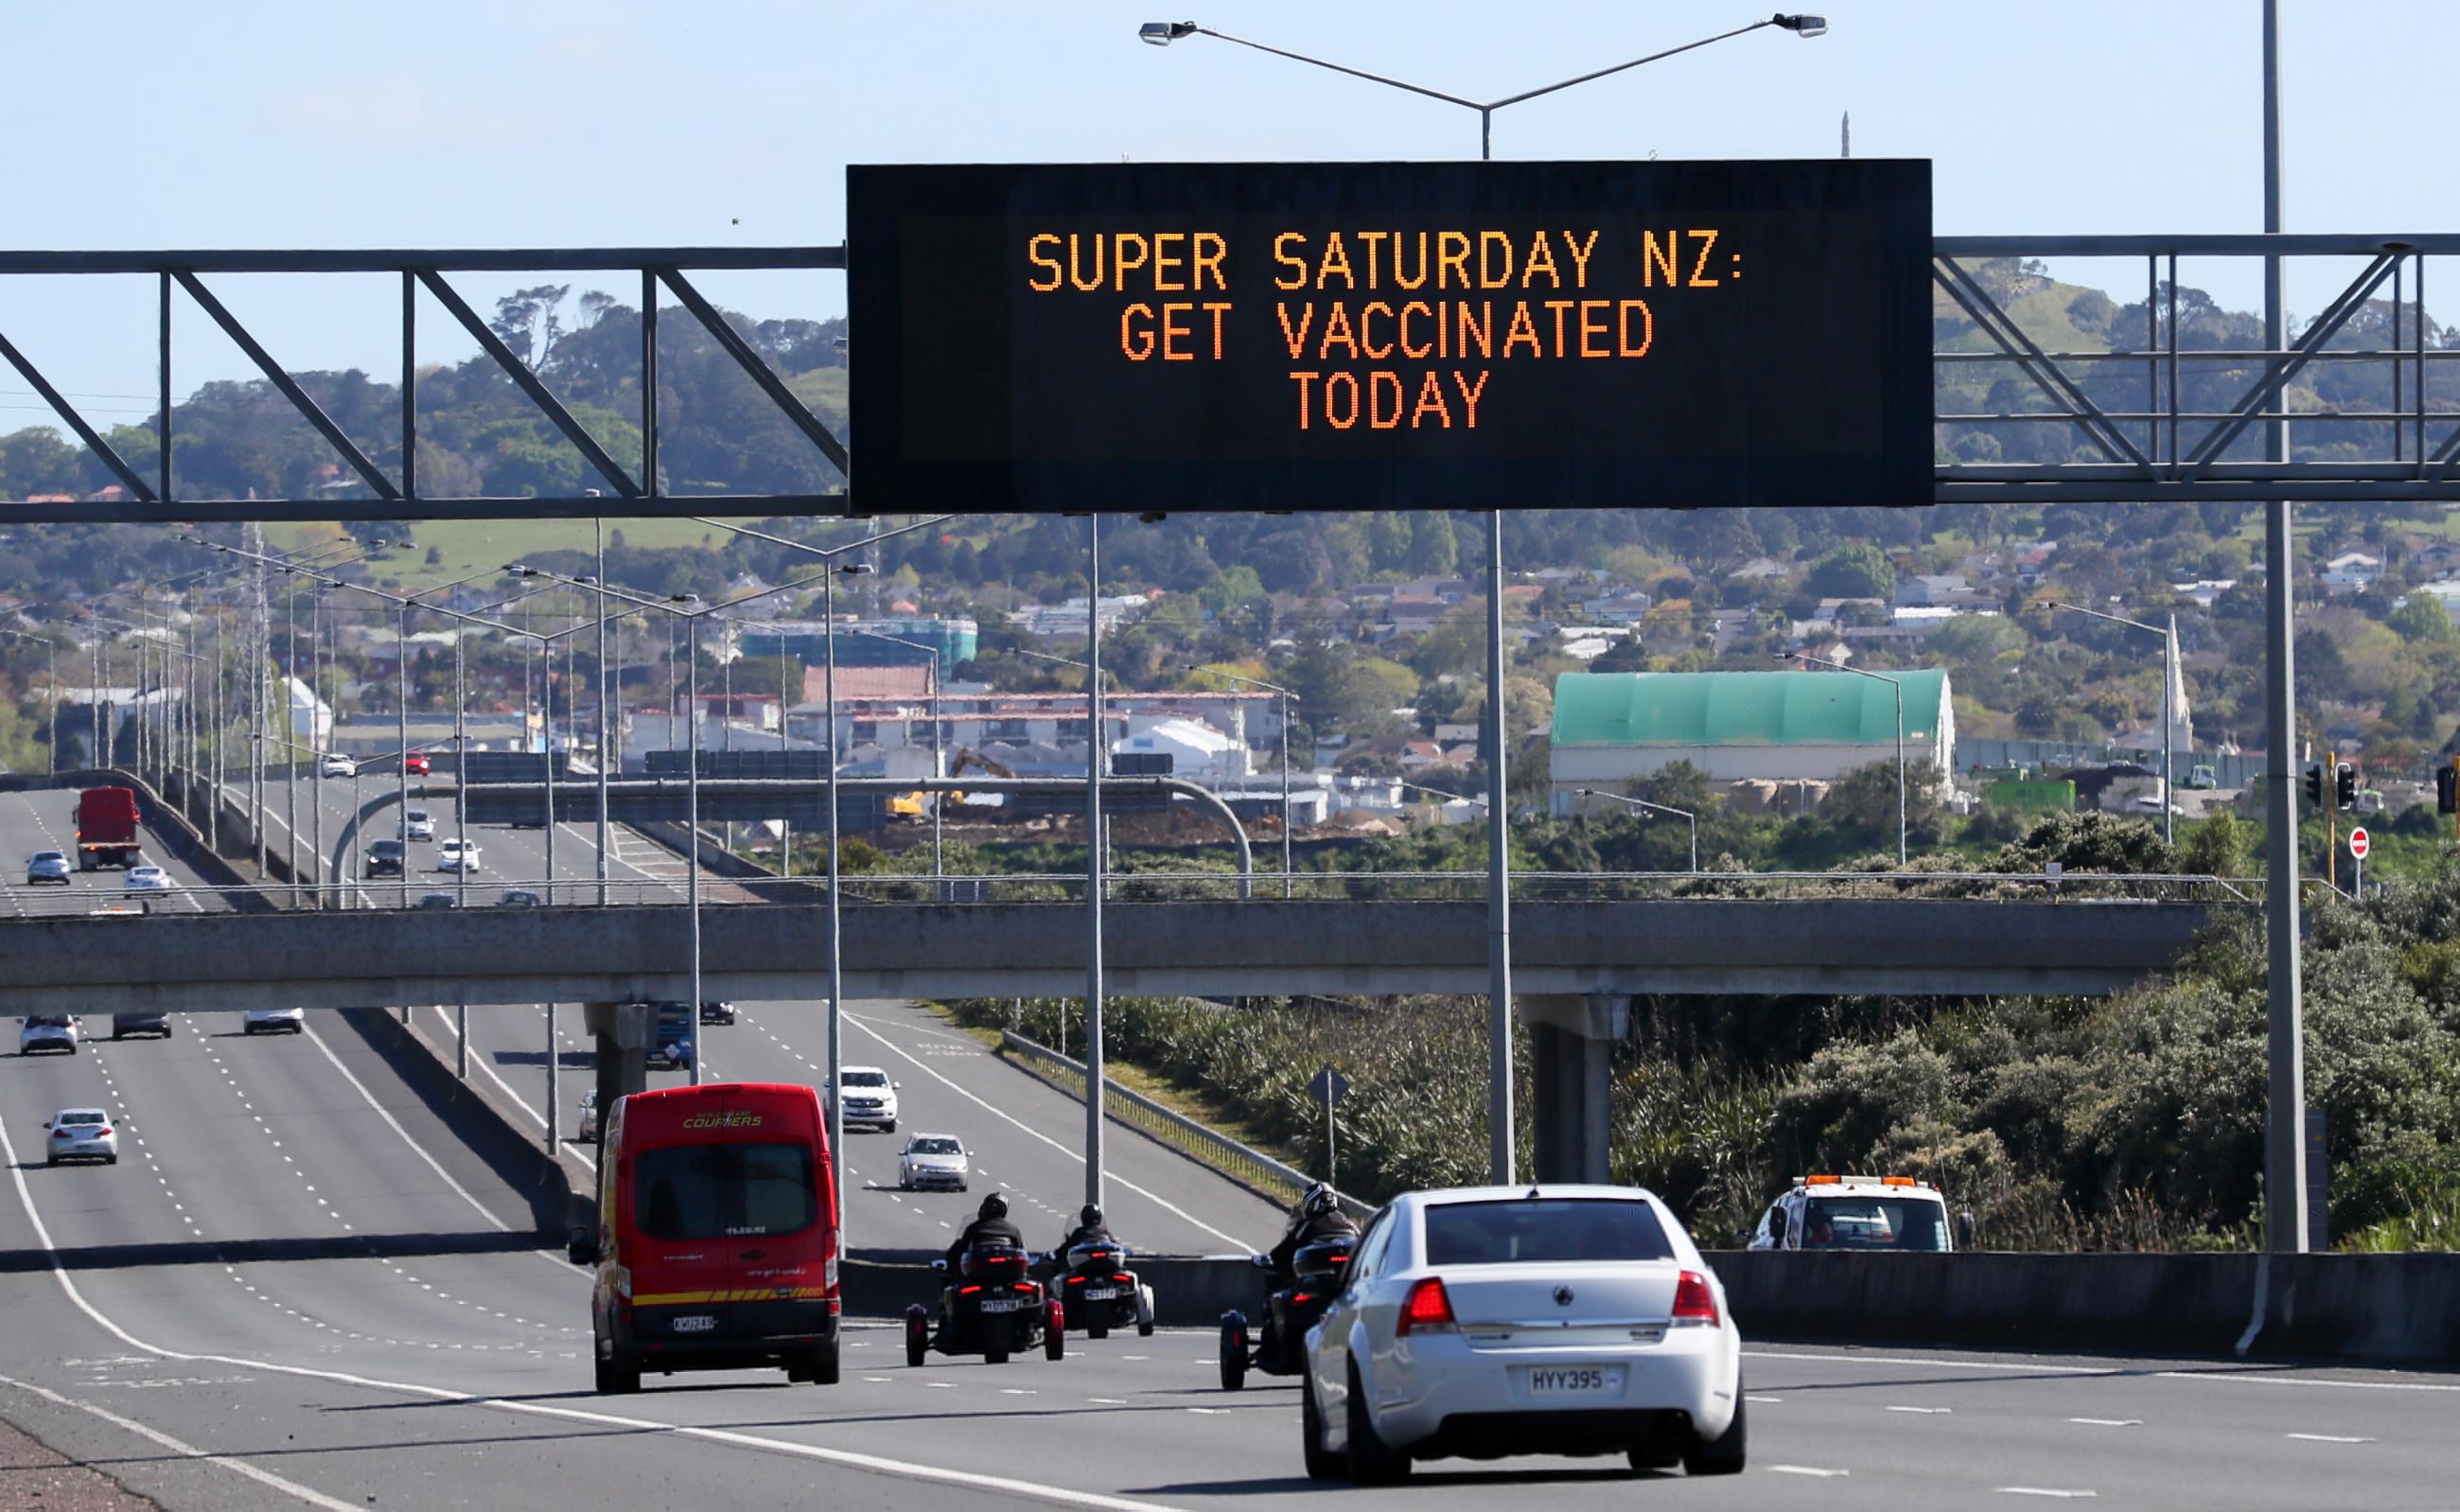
xmin=506 ymin=564 xmax=536 ymax=577
xmin=1139 ymin=20 xmax=1199 ymax=44
xmin=1773 ymin=12 xmax=1827 ymax=35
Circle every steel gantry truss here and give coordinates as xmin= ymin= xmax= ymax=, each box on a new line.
xmin=0 ymin=248 xmax=847 ymax=523
xmin=1935 ymin=233 xmax=2460 ymax=504
xmin=3 ymin=234 xmax=2459 ymax=520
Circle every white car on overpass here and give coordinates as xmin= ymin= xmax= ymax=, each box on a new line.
xmin=319 ymin=752 xmax=357 ymax=778
xmin=1298 ymin=1185 xmax=1744 ymax=1484
xmin=437 ymin=837 xmax=481 ymax=872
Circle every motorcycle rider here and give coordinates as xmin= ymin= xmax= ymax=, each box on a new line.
xmin=945 ymin=1190 xmax=1026 ymax=1275
xmin=937 ymin=1192 xmax=1026 ymax=1345
xmin=1268 ymin=1182 xmax=1358 ymax=1287
xmin=1254 ymin=1183 xmax=1359 ymax=1361
xmin=1058 ymin=1204 xmax=1115 ymax=1255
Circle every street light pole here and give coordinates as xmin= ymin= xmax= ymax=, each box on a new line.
xmin=1783 ymin=652 xmax=1906 ymax=868
xmin=2047 ymin=601 xmax=2179 ymax=845
xmin=687 ymin=611 xmax=703 ymax=1087
xmin=1186 ymin=663 xmax=1298 ymax=897
xmin=2259 ymin=0 xmax=2309 ymax=1257
xmin=1142 ymin=12 xmax=1826 ymax=1186
xmin=1083 ymin=515 xmax=1107 ymax=1212
xmin=597 ymin=518 xmax=611 ymax=905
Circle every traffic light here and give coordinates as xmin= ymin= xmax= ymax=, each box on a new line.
xmin=2335 ymin=763 xmax=2359 ymax=809
xmin=2438 ymin=763 xmax=2457 ymax=816
xmin=2304 ymin=765 xmax=2324 ymax=808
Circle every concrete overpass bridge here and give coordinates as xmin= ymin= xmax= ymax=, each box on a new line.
xmin=5 ymin=894 xmax=2220 ymax=1015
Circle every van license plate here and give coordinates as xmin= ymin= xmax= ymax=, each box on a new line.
xmin=1081 ymin=1287 xmax=1118 ymax=1301
xmin=978 ymin=1297 xmax=1023 ymax=1314
xmin=1525 ymin=1366 xmax=1620 ymax=1397
xmin=671 ymin=1315 xmax=717 ymax=1333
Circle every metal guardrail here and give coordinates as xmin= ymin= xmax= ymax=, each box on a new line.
xmin=0 ymin=869 xmax=2269 ymax=918
xmin=999 ymin=1029 xmax=1377 ymax=1222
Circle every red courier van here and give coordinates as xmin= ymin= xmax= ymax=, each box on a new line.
xmin=568 ymin=1081 xmax=841 ymax=1394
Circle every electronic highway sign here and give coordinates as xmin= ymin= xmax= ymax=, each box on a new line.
xmin=846 ymin=158 xmax=1931 ymax=513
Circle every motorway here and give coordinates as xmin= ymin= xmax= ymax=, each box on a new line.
xmin=2 ymin=785 xmax=2456 ymax=1508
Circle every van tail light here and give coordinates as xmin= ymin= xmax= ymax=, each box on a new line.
xmin=823 ymin=1254 xmax=839 ymax=1293
xmin=1671 ymin=1270 xmax=1720 ymax=1328
xmin=1397 ymin=1277 xmax=1455 ymax=1337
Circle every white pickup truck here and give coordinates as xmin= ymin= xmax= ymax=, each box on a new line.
xmin=1746 ymin=1174 xmax=1972 ymax=1252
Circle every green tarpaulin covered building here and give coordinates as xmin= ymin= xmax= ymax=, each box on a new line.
xmin=1549 ymin=669 xmax=1954 ymax=812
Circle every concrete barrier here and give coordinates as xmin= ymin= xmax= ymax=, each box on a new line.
xmin=1702 ymin=1250 xmax=2460 ymax=1364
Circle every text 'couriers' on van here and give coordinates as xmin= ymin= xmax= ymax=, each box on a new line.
xmin=569 ymin=1081 xmax=841 ymax=1395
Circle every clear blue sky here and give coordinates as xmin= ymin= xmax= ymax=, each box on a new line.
xmin=3 ymin=1 xmax=2451 ymax=433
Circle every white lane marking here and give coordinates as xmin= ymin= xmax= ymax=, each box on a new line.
xmin=2157 ymin=1369 xmax=2460 ymax=1395
xmin=2286 ymin=1433 xmax=2376 ymax=1444
xmin=1768 ymin=1466 xmax=1850 ymax=1477
xmin=846 ymin=1014 xmax=1244 ymax=1247
xmin=2067 ymin=1418 xmax=2141 ymax=1428
xmin=0 ymin=1115 xmax=1178 ymax=1512
xmin=1886 ymin=1405 xmax=1952 ymax=1415
xmin=1748 ymin=1349 xmax=2117 ymax=1375
xmin=421 ymin=1006 xmax=596 ymax=1174
xmin=1745 ymin=1394 xmax=1783 ymax=1404
xmin=0 ymin=1373 xmax=360 ymax=1512
xmin=296 ymin=1020 xmax=522 ymax=1239
xmin=1995 ymin=1490 xmax=2097 ymax=1500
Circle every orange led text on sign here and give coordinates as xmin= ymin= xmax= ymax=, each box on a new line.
xmin=1022 ymin=224 xmax=1738 ymax=431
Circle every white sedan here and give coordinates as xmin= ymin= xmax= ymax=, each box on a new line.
xmin=242 ymin=1008 xmax=306 ymax=1036
xmin=44 ymin=1108 xmax=117 ymax=1165
xmin=1299 ymin=1185 xmax=1745 ymax=1484
xmin=897 ymin=1133 xmax=970 ymax=1191
xmin=122 ymin=866 xmax=171 ymax=893
xmin=319 ymin=752 xmax=357 ymax=778
xmin=436 ymin=838 xmax=481 ymax=872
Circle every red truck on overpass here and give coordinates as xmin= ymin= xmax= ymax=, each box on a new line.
xmin=74 ymin=786 xmax=143 ymax=871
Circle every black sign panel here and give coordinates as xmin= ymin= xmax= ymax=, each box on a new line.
xmin=847 ymin=159 xmax=1931 ymax=513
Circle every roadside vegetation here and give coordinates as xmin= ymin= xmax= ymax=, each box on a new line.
xmin=947 ymin=812 xmax=2460 ymax=1254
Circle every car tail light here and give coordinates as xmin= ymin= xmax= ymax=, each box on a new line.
xmin=1113 ymin=1273 xmax=1133 ymax=1283
xmin=96 ymin=1127 xmax=111 ymax=1137
xmin=1397 ymin=1276 xmax=1454 ymax=1337
xmin=1290 ymin=1292 xmax=1315 ymax=1306
xmin=51 ymin=1128 xmax=70 ymax=1138
xmin=1671 ymin=1270 xmax=1720 ymax=1328
xmin=958 ymin=1284 xmax=981 ymax=1295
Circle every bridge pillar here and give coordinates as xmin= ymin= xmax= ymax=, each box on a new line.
xmin=583 ymin=1000 xmax=648 ymax=1119
xmin=1522 ymin=993 xmax=1628 ymax=1186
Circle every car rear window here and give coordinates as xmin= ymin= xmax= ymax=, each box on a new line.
xmin=32 ymin=852 xmax=62 ymax=862
xmin=1802 ymin=1196 xmax=1950 ymax=1251
xmin=1422 ymin=1199 xmax=1676 ymax=1266
xmin=25 ymin=1015 xmax=69 ymax=1029
xmin=844 ymin=1071 xmax=888 ymax=1087
xmin=909 ymin=1136 xmax=960 ymax=1155
xmin=59 ymin=1111 xmax=104 ymax=1125
xmin=635 ymin=1142 xmax=817 ymax=1239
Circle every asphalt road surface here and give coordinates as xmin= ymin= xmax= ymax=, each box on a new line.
xmin=3 ymin=784 xmax=2455 ymax=1509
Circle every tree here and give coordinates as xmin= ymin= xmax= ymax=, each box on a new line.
xmin=2388 ymin=594 xmax=2458 ymax=644
xmin=1825 ymin=758 xmax=1943 ymax=850
xmin=1804 ymin=542 xmax=1895 ymax=600
xmin=1404 ymin=512 xmax=1457 ymax=576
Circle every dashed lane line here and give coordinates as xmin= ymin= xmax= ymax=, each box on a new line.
xmin=0 ymin=1107 xmax=1175 ymax=1512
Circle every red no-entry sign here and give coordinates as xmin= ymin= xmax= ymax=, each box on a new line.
xmin=2347 ymin=826 xmax=2371 ymax=859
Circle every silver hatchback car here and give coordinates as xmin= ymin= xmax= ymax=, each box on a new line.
xmin=26 ymin=850 xmax=70 ymax=886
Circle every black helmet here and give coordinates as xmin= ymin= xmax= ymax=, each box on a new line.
xmin=1301 ymin=1182 xmax=1338 ymax=1218
xmin=1080 ymin=1204 xmax=1103 ymax=1229
xmin=978 ymin=1192 xmax=1009 ymax=1222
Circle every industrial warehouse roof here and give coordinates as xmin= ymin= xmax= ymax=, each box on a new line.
xmin=1552 ymin=670 xmax=1947 ymax=747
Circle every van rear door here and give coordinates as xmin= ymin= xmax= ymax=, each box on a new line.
xmin=629 ymin=1142 xmax=740 ymax=1342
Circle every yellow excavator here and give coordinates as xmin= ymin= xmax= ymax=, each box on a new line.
xmin=887 ymin=747 xmax=1016 ymax=818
